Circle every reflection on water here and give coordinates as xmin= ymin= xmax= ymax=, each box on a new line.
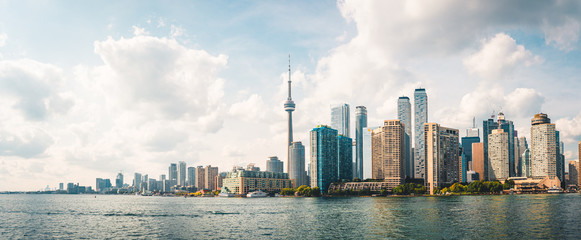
xmin=0 ymin=194 xmax=580 ymax=239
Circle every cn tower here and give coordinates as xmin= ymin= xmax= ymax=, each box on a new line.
xmin=284 ymin=55 xmax=295 ymax=159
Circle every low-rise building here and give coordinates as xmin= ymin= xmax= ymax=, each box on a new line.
xmin=221 ymin=169 xmax=293 ymax=195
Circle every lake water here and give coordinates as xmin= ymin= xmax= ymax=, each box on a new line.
xmin=0 ymin=194 xmax=580 ymax=239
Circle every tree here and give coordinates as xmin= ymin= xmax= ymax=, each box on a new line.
xmin=280 ymin=188 xmax=296 ymax=196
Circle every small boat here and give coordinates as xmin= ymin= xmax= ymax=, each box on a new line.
xmin=547 ymin=186 xmax=563 ymax=194
xmin=218 ymin=187 xmax=235 ymax=197
xmin=246 ymin=190 xmax=268 ymax=198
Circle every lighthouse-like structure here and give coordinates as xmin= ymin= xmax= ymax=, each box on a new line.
xmin=284 ymin=55 xmax=295 ymax=152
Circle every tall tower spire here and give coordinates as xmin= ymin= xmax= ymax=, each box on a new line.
xmin=284 ymin=54 xmax=296 ymax=173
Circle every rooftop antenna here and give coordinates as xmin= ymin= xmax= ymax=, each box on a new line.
xmin=288 ymin=54 xmax=291 ymax=100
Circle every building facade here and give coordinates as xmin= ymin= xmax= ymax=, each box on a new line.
xmin=221 ymin=169 xmax=293 ymax=195
xmin=530 ymin=113 xmax=557 ymax=179
xmin=178 ymin=161 xmax=187 ymax=186
xmin=461 ymin=136 xmax=480 ymax=182
xmin=266 ymin=156 xmax=284 ymax=173
xmin=310 ymin=125 xmax=338 ymax=193
xmin=355 ymin=106 xmax=367 ymax=180
xmin=482 ymin=113 xmax=515 ymax=179
xmin=205 ymin=165 xmax=219 ymax=191
xmin=187 ymin=167 xmax=195 ymax=186
xmin=288 ymin=141 xmax=307 ymax=187
xmin=414 ymin=88 xmax=428 ymax=180
xmin=195 ymin=166 xmax=206 ymax=190
xmin=331 ymin=104 xmax=350 ymax=137
xmin=338 ymin=135 xmax=353 ymax=181
xmin=488 ymin=129 xmax=509 ymax=180
xmin=425 ymin=123 xmax=459 ymax=194
xmin=115 ymin=173 xmax=123 ymax=188
xmin=168 ymin=163 xmax=177 ymax=181
xmin=569 ymin=161 xmax=579 ymax=186
xmin=397 ymin=97 xmax=413 ymax=179
xmin=371 ymin=120 xmax=405 ymax=190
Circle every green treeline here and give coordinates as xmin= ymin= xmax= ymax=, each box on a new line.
xmin=280 ymin=185 xmax=321 ymax=197
xmin=438 ymin=180 xmax=515 ymax=194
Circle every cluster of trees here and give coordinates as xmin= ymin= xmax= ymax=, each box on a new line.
xmin=280 ymin=185 xmax=321 ymax=197
xmin=438 ymin=180 xmax=515 ymax=194
xmin=329 ymin=188 xmax=372 ymax=196
xmin=392 ymin=183 xmax=426 ymax=195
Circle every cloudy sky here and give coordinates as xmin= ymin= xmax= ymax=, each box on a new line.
xmin=1 ymin=1 xmax=581 ymax=191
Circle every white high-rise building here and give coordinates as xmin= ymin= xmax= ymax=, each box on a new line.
xmin=289 ymin=142 xmax=306 ymax=187
xmin=178 ymin=161 xmax=187 ymax=186
xmin=331 ymin=103 xmax=350 ymax=137
xmin=530 ymin=113 xmax=557 ymax=179
xmin=414 ymin=88 xmax=428 ymax=180
xmin=488 ymin=129 xmax=509 ymax=180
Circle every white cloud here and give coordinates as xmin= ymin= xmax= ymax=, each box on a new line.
xmin=229 ymin=94 xmax=267 ymax=122
xmin=504 ymin=88 xmax=544 ymax=118
xmin=464 ymin=33 xmax=543 ymax=80
xmin=132 ymin=26 xmax=149 ymax=36
xmin=556 ymin=111 xmax=581 ymax=144
xmin=170 ymin=25 xmax=185 ymax=38
xmin=543 ymin=17 xmax=581 ymax=51
xmin=0 ymin=128 xmax=53 ymax=158
xmin=0 ymin=33 xmax=7 ymax=47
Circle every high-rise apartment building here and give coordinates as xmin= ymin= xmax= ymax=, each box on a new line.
xmin=187 ymin=167 xmax=195 ymax=186
xmin=461 ymin=135 xmax=480 ymax=182
xmin=517 ymin=137 xmax=528 ymax=177
xmin=530 ymin=113 xmax=557 ymax=179
xmin=133 ymin=172 xmax=142 ymax=190
xmin=482 ymin=113 xmax=515 ymax=179
xmin=371 ymin=120 xmax=405 ymax=190
xmin=488 ymin=129 xmax=509 ymax=180
xmin=267 ymin=156 xmax=284 ymax=173
xmin=424 ymin=123 xmax=459 ymax=194
xmin=331 ymin=104 xmax=350 ymax=138
xmin=355 ymin=106 xmax=367 ymax=180
xmin=569 ymin=161 xmax=579 ymax=186
xmin=363 ymin=127 xmax=378 ymax=179
xmin=168 ymin=163 xmax=177 ymax=181
xmin=310 ymin=125 xmax=338 ymax=193
xmin=414 ymin=88 xmax=428 ymax=180
xmin=205 ymin=165 xmax=219 ymax=191
xmin=522 ymin=149 xmax=531 ymax=177
xmin=178 ymin=161 xmax=187 ymax=186
xmin=289 ymin=141 xmax=306 ymax=187
xmin=556 ymin=131 xmax=565 ymax=182
xmin=115 ymin=172 xmax=123 ymax=188
xmin=397 ymin=97 xmax=413 ymax=179
xmin=338 ymin=135 xmax=353 ymax=181
xmin=195 ymin=166 xmax=206 ymax=190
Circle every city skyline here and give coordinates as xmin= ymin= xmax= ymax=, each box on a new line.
xmin=2 ymin=1 xmax=581 ymax=191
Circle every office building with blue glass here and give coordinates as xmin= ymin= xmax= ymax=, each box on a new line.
xmin=310 ymin=126 xmax=338 ymax=192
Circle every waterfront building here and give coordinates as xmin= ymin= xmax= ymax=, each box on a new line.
xmin=115 ymin=172 xmax=123 ymax=188
xmin=162 ymin=179 xmax=176 ymax=193
xmin=355 ymin=106 xmax=367 ymax=180
xmin=397 ymin=97 xmax=413 ymax=179
xmin=517 ymin=137 xmax=528 ymax=176
xmin=569 ymin=161 xmax=579 ymax=186
xmin=530 ymin=113 xmax=557 ymax=179
xmin=215 ymin=172 xmax=227 ymax=191
xmin=96 ymin=178 xmax=112 ymax=192
xmin=488 ymin=129 xmax=509 ymax=180
xmin=363 ymin=127 xmax=377 ymax=179
xmin=178 ymin=161 xmax=187 ymax=186
xmin=205 ymin=165 xmax=219 ymax=191
xmin=461 ymin=135 xmax=480 ymax=182
xmin=472 ymin=142 xmax=484 ymax=181
xmin=195 ymin=166 xmax=206 ymax=189
xmin=483 ymin=113 xmax=516 ymax=179
xmin=414 ymin=88 xmax=428 ymax=180
xmin=556 ymin=132 xmax=565 ymax=182
xmin=59 ymin=183 xmax=64 ymax=190
xmin=288 ymin=141 xmax=307 ymax=187
xmin=266 ymin=156 xmax=284 ymax=173
xmin=522 ymin=149 xmax=531 ymax=177
xmin=169 ymin=163 xmax=177 ymax=181
xmin=371 ymin=120 xmax=405 ymax=190
xmin=425 ymin=123 xmax=459 ymax=195
xmin=187 ymin=167 xmax=195 ymax=186
xmin=221 ymin=169 xmax=293 ymax=195
xmin=133 ymin=172 xmax=142 ymax=190
xmin=338 ymin=135 xmax=353 ymax=181
xmin=310 ymin=125 xmax=338 ymax=193
xmin=331 ymin=104 xmax=350 ymax=138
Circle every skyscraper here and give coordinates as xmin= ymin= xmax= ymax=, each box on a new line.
xmin=115 ymin=172 xmax=123 ymax=188
xmin=195 ymin=166 xmax=206 ymax=190
xmin=482 ymin=113 xmax=515 ymax=179
xmin=414 ymin=88 xmax=428 ymax=180
xmin=530 ymin=113 xmax=557 ymax=179
xmin=289 ymin=141 xmax=306 ymax=187
xmin=355 ymin=106 xmax=367 ymax=180
xmin=338 ymin=135 xmax=353 ymax=181
xmin=556 ymin=131 xmax=565 ymax=182
xmin=284 ymin=55 xmax=296 ymax=173
xmin=522 ymin=149 xmax=531 ymax=177
xmin=310 ymin=125 xmax=338 ymax=193
xmin=569 ymin=161 xmax=579 ymax=186
xmin=425 ymin=123 xmax=459 ymax=194
xmin=488 ymin=129 xmax=509 ymax=180
xmin=169 ymin=163 xmax=177 ymax=181
xmin=267 ymin=156 xmax=284 ymax=173
xmin=187 ymin=167 xmax=195 ymax=186
xmin=205 ymin=165 xmax=219 ymax=191
xmin=178 ymin=161 xmax=187 ymax=186
xmin=371 ymin=120 xmax=405 ymax=190
xmin=331 ymin=104 xmax=350 ymax=137
xmin=133 ymin=172 xmax=142 ymax=191
xmin=397 ymin=97 xmax=413 ymax=179
xmin=517 ymin=137 xmax=528 ymax=177
xmin=472 ymin=142 xmax=484 ymax=181
xmin=461 ymin=134 xmax=480 ymax=182
xmin=363 ymin=127 xmax=378 ymax=179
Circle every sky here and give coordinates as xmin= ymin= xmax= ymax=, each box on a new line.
xmin=1 ymin=0 xmax=581 ymax=191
